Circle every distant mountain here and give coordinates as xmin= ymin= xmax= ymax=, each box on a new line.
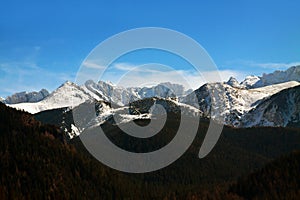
xmin=3 ymin=89 xmax=49 ymax=104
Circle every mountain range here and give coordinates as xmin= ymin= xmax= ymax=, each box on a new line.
xmin=1 ymin=66 xmax=300 ymax=199
xmin=2 ymin=65 xmax=300 ymax=136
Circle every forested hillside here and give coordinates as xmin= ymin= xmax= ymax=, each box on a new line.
xmin=1 ymin=102 xmax=300 ymax=199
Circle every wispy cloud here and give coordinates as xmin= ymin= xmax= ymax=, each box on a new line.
xmin=251 ymin=61 xmax=300 ymax=70
xmin=82 ymin=60 xmax=106 ymax=69
xmin=112 ymin=62 xmax=168 ymax=73
xmin=226 ymin=60 xmax=300 ymax=70
xmin=101 ymin=62 xmax=246 ymax=90
xmin=113 ymin=62 xmax=137 ymax=71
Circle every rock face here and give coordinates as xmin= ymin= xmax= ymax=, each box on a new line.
xmin=4 ymin=89 xmax=49 ymax=104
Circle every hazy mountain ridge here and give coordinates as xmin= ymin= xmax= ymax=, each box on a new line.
xmin=226 ymin=65 xmax=300 ymax=89
xmin=2 ymin=89 xmax=49 ymax=104
xmin=254 ymin=65 xmax=300 ymax=87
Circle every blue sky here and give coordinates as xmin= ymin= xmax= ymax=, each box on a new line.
xmin=1 ymin=0 xmax=300 ymax=97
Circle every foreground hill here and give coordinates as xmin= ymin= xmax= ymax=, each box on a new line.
xmin=1 ymin=102 xmax=300 ymax=199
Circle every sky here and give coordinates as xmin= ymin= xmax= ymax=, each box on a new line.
xmin=1 ymin=0 xmax=300 ymax=97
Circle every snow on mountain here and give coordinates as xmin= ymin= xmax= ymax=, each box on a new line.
xmin=6 ymin=80 xmax=191 ymax=114
xmin=240 ymin=85 xmax=300 ymax=127
xmin=78 ymin=97 xmax=202 ymax=133
xmin=240 ymin=75 xmax=261 ymax=88
xmin=5 ymin=66 xmax=300 ymax=128
xmin=87 ymin=80 xmax=139 ymax=105
xmin=4 ymin=89 xmax=49 ymax=104
xmin=155 ymin=82 xmax=187 ymax=96
xmin=182 ymin=81 xmax=300 ymax=126
xmin=82 ymin=80 xmax=189 ymax=106
xmin=236 ymin=66 xmax=300 ymax=89
xmin=8 ymin=81 xmax=92 ymax=114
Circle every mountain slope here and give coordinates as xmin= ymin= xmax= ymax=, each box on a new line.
xmin=183 ymin=81 xmax=300 ymax=126
xmin=240 ymin=85 xmax=300 ymax=127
